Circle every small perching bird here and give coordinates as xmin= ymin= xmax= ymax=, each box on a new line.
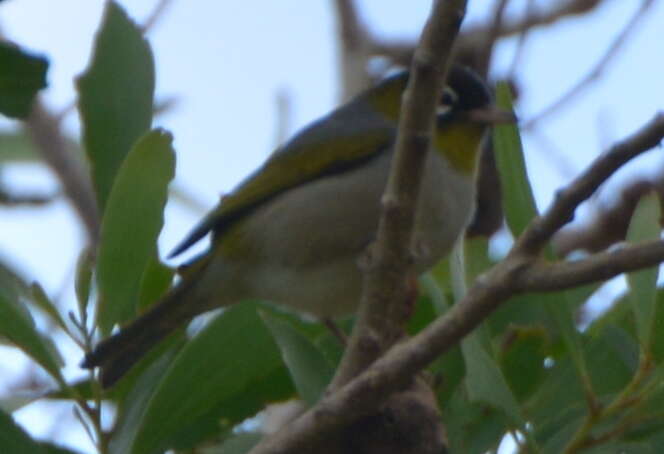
xmin=82 ymin=65 xmax=511 ymax=387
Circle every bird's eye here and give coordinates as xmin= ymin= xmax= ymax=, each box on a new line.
xmin=437 ymin=87 xmax=458 ymax=116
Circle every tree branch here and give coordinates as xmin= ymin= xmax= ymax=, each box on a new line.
xmin=248 ymin=1 xmax=468 ymax=452
xmin=331 ymin=0 xmax=468 ymax=389
xmin=518 ymin=239 xmax=664 ymax=291
xmin=372 ymin=0 xmax=610 ymax=68
xmin=140 ymin=0 xmax=175 ymax=34
xmin=475 ymin=0 xmax=510 ymax=77
xmin=25 ymin=100 xmax=100 ymax=244
xmin=515 ymin=112 xmax=664 ymax=254
xmin=333 ymin=0 xmax=373 ymax=101
xmin=248 ymin=112 xmax=664 ymax=454
xmin=523 ymin=0 xmax=656 ymax=129
xmin=553 ymin=178 xmax=661 ymax=255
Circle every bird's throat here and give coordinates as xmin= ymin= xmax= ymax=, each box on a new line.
xmin=434 ymin=123 xmax=485 ymax=174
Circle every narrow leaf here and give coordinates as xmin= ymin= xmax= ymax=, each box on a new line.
xmin=30 ymin=283 xmax=70 ymax=336
xmin=494 ymin=81 xmax=596 ymax=399
xmin=261 ymin=312 xmax=334 ymax=405
xmin=96 ymin=129 xmax=175 ymax=334
xmin=462 ymin=334 xmax=524 ymax=426
xmin=0 ymin=276 xmax=64 ymax=382
xmin=210 ymin=432 xmax=262 ymax=454
xmin=137 ymin=256 xmax=174 ymax=311
xmin=125 ymin=303 xmax=289 ymax=454
xmin=0 ymin=409 xmax=80 ymax=454
xmin=493 ymin=82 xmax=538 ymax=237
xmin=0 ymin=43 xmax=48 ymax=119
xmin=77 ymin=0 xmax=155 ymax=209
xmin=626 ymin=193 xmax=661 ymax=349
xmin=449 ymin=235 xmax=533 ymax=447
xmin=74 ymin=247 xmax=94 ymax=312
xmin=167 ymin=367 xmax=293 ymax=451
xmin=109 ymin=346 xmax=181 ymax=454
xmin=0 ymin=131 xmax=38 ymax=162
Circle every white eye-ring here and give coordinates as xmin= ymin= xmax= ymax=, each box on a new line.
xmin=437 ymin=86 xmax=458 ymax=115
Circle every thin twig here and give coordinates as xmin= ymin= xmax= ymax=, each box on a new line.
xmin=246 ymin=113 xmax=664 ymax=454
xmin=518 ymin=239 xmax=664 ymax=291
xmin=140 ymin=0 xmax=175 ymax=33
xmin=373 ymin=0 xmax=610 ymax=67
xmin=527 ymin=127 xmax=578 ymax=178
xmin=0 ymin=188 xmax=56 ymax=206
xmin=273 ymin=88 xmax=292 ymax=149
xmin=468 ymin=0 xmax=608 ymax=43
xmin=333 ymin=0 xmax=374 ymax=100
xmin=476 ymin=0 xmax=511 ymax=76
xmin=515 ymin=112 xmax=664 ymax=254
xmin=523 ymin=0 xmax=655 ymax=129
xmin=554 ymin=175 xmax=664 ymax=256
xmin=25 ymin=100 xmax=100 ymax=244
xmin=508 ymin=0 xmax=536 ymax=78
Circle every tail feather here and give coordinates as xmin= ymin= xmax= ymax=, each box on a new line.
xmin=82 ymin=278 xmax=199 ymax=388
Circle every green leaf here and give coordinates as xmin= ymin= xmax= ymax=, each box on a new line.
xmin=408 ymin=290 xmax=439 ymax=334
xmin=498 ymin=325 xmax=549 ymax=401
xmin=42 ymin=444 xmax=84 ymax=454
xmin=74 ymin=247 xmax=94 ymax=312
xmin=464 ymin=237 xmax=494 ymax=283
xmin=545 ymin=289 xmax=593 ymax=393
xmin=493 ymin=83 xmax=598 ymax=408
xmin=0 ymin=130 xmax=82 ymax=165
xmin=493 ymin=81 xmax=538 ymax=237
xmin=124 ymin=303 xmax=290 ymax=454
xmin=168 ymin=366 xmax=293 ymax=451
xmin=0 ymin=394 xmax=41 ymax=413
xmin=96 ymin=129 xmax=175 ymax=334
xmin=77 ymin=0 xmax=155 ymax=210
xmin=443 ymin=388 xmax=506 ymax=454
xmin=419 ymin=273 xmax=449 ymax=317
xmin=203 ymin=432 xmax=262 ymax=454
xmin=626 ymin=193 xmax=661 ymax=349
xmin=462 ymin=333 xmax=525 ymax=428
xmin=0 ymin=43 xmax=48 ymax=119
xmin=261 ymin=312 xmax=334 ymax=405
xmin=584 ymin=442 xmax=655 ymax=454
xmin=0 ymin=272 xmax=64 ymax=383
xmin=41 ymin=378 xmax=96 ymax=403
xmin=539 ymin=412 xmax=585 ymax=454
xmin=651 ymin=290 xmax=664 ymax=362
xmin=109 ymin=346 xmax=181 ymax=454
xmin=30 ymin=282 xmax=70 ymax=336
xmin=528 ymin=331 xmax=637 ymax=447
xmin=416 ymin=278 xmax=464 ymax=405
xmin=0 ymin=261 xmax=33 ymax=320
xmin=449 ymin=235 xmax=529 ymax=437
xmin=137 ymin=256 xmax=174 ymax=311
xmin=0 ymin=408 xmax=81 ymax=454
xmin=0 ymin=131 xmax=38 ymax=163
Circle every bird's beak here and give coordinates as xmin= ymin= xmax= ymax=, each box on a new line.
xmin=467 ymin=107 xmax=517 ymax=125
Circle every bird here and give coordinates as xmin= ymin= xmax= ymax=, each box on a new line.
xmin=82 ymin=64 xmax=509 ymax=387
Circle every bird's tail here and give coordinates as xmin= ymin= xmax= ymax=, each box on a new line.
xmin=81 ymin=276 xmax=202 ymax=388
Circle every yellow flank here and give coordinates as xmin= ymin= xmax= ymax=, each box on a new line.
xmin=434 ymin=123 xmax=484 ymax=174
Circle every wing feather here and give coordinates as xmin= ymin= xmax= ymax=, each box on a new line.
xmin=169 ymin=112 xmax=394 ymax=257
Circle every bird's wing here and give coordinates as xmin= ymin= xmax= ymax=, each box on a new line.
xmin=169 ymin=116 xmax=395 ymax=257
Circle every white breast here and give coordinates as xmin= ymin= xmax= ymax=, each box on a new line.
xmin=212 ymin=147 xmax=476 ymax=317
